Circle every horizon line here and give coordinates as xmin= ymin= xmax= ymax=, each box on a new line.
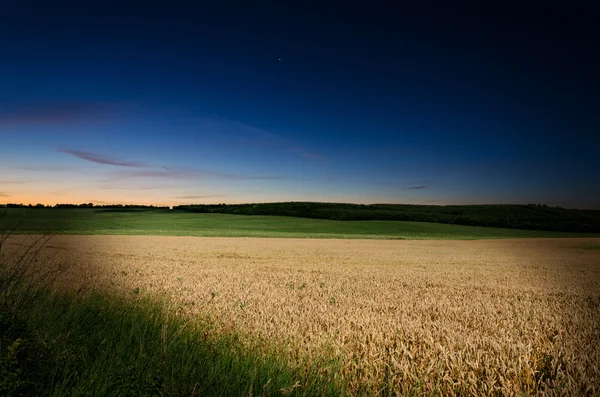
xmin=1 ymin=201 xmax=596 ymax=211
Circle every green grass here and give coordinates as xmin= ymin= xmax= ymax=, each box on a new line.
xmin=1 ymin=214 xmax=343 ymax=397
xmin=579 ymin=244 xmax=600 ymax=250
xmin=2 ymin=208 xmax=597 ymax=239
xmin=1 ymin=289 xmax=343 ymax=397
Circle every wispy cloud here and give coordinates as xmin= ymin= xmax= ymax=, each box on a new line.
xmin=90 ymin=199 xmax=167 ymax=206
xmin=321 ymin=175 xmax=339 ymax=183
xmin=176 ymin=195 xmax=226 ymax=199
xmin=58 ymin=148 xmax=146 ymax=167
xmin=14 ymin=166 xmax=75 ymax=172
xmin=196 ymin=116 xmax=328 ymax=161
xmin=90 ymin=200 xmax=114 ymax=205
xmin=0 ymin=192 xmax=9 ymax=197
xmin=100 ymin=186 xmax=167 ymax=191
xmin=288 ymin=146 xmax=328 ymax=160
xmin=0 ymin=180 xmax=30 ymax=185
xmin=49 ymin=190 xmax=70 ymax=196
xmin=0 ymin=101 xmax=118 ymax=129
xmin=101 ymin=167 xmax=283 ymax=182
xmin=368 ymin=180 xmax=431 ymax=189
xmin=58 ymin=147 xmax=283 ymax=182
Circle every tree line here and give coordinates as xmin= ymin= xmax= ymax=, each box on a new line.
xmin=0 ymin=203 xmax=170 ymax=210
xmin=2 ymin=201 xmax=598 ymax=233
xmin=172 ymin=202 xmax=600 ymax=233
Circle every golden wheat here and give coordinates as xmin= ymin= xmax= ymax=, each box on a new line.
xmin=8 ymin=236 xmax=599 ymax=396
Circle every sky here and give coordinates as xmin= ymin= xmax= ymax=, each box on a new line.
xmin=1 ymin=1 xmax=598 ymax=208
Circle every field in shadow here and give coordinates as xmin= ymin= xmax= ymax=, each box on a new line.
xmin=0 ymin=211 xmax=342 ymax=396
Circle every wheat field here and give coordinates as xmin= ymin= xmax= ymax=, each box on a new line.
xmin=9 ymin=235 xmax=600 ymax=396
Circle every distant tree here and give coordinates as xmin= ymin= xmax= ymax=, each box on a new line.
xmin=171 ymin=202 xmax=600 ymax=233
xmin=55 ymin=203 xmax=77 ymax=208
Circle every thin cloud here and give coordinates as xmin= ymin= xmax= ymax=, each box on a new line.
xmin=100 ymin=186 xmax=166 ymax=191
xmin=196 ymin=116 xmax=328 ymax=161
xmin=321 ymin=175 xmax=339 ymax=183
xmin=49 ymin=190 xmax=70 ymax=196
xmin=90 ymin=199 xmax=167 ymax=206
xmin=0 ymin=180 xmax=28 ymax=185
xmin=405 ymin=185 xmax=428 ymax=190
xmin=289 ymin=146 xmax=328 ymax=160
xmin=176 ymin=195 xmax=226 ymax=199
xmin=14 ymin=166 xmax=75 ymax=172
xmin=0 ymin=101 xmax=118 ymax=128
xmin=0 ymin=192 xmax=9 ymax=197
xmin=90 ymin=200 xmax=113 ymax=205
xmin=101 ymin=167 xmax=284 ymax=182
xmin=59 ymin=146 xmax=284 ymax=182
xmin=58 ymin=148 xmax=146 ymax=167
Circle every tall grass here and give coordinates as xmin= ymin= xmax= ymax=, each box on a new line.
xmin=0 ymin=210 xmax=344 ymax=396
xmin=1 ymin=290 xmax=343 ymax=396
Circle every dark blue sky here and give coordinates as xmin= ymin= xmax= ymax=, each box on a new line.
xmin=1 ymin=1 xmax=598 ymax=207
